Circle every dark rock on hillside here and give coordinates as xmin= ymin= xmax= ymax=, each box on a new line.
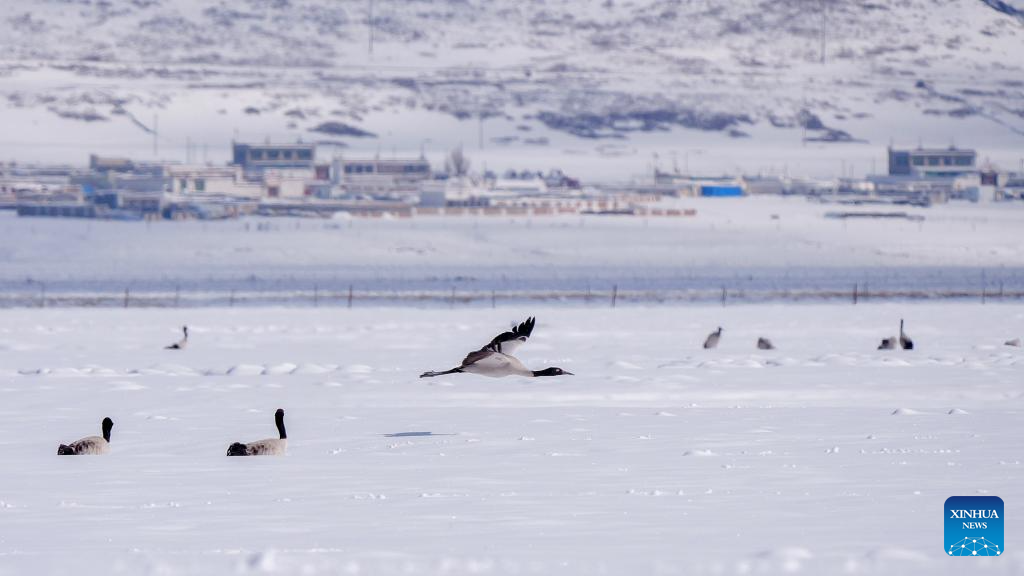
xmin=536 ymin=107 xmax=752 ymax=139
xmin=308 ymin=121 xmax=375 ymax=138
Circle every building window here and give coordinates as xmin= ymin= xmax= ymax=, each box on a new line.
xmin=912 ymin=157 xmax=924 ymax=166
xmin=283 ymin=150 xmax=293 ymax=160
xmin=195 ymin=178 xmax=205 ymax=192
xmin=180 ymin=178 xmax=188 ymax=191
xmin=298 ymin=150 xmax=312 ymax=160
xmin=251 ymin=150 xmax=264 ymax=160
xmin=268 ymin=150 xmax=280 ymax=160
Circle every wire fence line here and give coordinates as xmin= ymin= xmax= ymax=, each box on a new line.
xmin=0 ymin=283 xmax=1021 ymax=309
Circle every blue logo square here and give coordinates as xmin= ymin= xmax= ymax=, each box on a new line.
xmin=945 ymin=496 xmax=1004 ymax=557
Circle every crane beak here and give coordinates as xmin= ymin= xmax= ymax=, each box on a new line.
xmin=564 ymin=371 xmax=574 ymax=375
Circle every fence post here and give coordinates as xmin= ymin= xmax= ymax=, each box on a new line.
xmin=230 ymin=289 xmax=235 ymax=307
xmin=174 ymin=284 xmax=180 ymax=307
xmin=611 ymin=284 xmax=618 ymax=308
xmin=721 ymin=286 xmax=726 ymax=307
xmin=313 ymin=284 xmax=319 ymax=307
xmin=450 ymin=287 xmax=456 ymax=309
xmin=123 ymin=288 xmax=130 ymax=308
xmin=982 ymin=270 xmax=987 ymax=304
xmin=491 ymin=290 xmax=496 ymax=309
xmin=853 ymin=283 xmax=858 ymax=305
xmin=348 ymin=285 xmax=353 ymax=308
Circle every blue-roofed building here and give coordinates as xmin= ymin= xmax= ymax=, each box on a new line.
xmin=700 ymin=185 xmax=743 ymax=197
xmin=654 ymin=171 xmax=746 ymax=197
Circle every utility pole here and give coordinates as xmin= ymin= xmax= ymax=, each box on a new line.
xmin=820 ymin=0 xmax=828 ymax=64
xmin=368 ymin=0 xmax=374 ymax=57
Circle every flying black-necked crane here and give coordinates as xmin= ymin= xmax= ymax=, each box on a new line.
xmin=420 ymin=317 xmax=573 ymax=378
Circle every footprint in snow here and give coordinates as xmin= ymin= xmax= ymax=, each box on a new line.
xmin=263 ymin=363 xmax=297 ymax=375
xmin=108 ymin=382 xmax=146 ymax=393
xmin=293 ymin=363 xmax=337 ymax=375
xmin=344 ymin=364 xmax=373 ymax=374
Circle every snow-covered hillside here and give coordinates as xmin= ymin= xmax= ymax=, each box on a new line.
xmin=0 ymin=304 xmax=1021 ymax=574
xmin=1 ymin=0 xmax=1022 ymax=177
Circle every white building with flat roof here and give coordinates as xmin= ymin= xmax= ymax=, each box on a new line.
xmin=166 ymin=165 xmax=262 ymax=199
xmin=333 ymin=156 xmax=432 ymax=196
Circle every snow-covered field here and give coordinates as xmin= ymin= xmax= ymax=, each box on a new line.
xmin=1 ymin=304 xmax=1021 ymax=575
xmin=3 ymin=197 xmax=1024 ymax=303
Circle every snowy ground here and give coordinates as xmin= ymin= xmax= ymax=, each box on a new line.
xmin=3 ymin=197 xmax=1024 ymax=304
xmin=0 ymin=304 xmax=1021 ymax=575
